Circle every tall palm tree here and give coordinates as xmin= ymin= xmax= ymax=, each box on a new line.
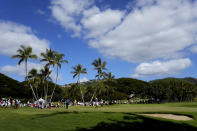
xmin=12 ymin=45 xmax=38 ymax=79
xmin=50 ymin=52 xmax=68 ymax=101
xmin=40 ymin=48 xmax=56 ymax=67
xmin=40 ymin=66 xmax=52 ymax=102
xmin=27 ymin=68 xmax=40 ymax=100
xmin=103 ymin=72 xmax=115 ymax=100
xmin=40 ymin=48 xmax=56 ymax=102
xmin=71 ymin=64 xmax=87 ymax=104
xmin=90 ymin=57 xmax=107 ymax=102
xmin=92 ymin=57 xmax=107 ymax=80
xmin=12 ymin=45 xmax=38 ymax=100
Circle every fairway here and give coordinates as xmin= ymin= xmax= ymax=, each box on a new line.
xmin=0 ymin=102 xmax=197 ymax=131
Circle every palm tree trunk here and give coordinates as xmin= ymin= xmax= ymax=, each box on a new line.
xmin=30 ymin=84 xmax=38 ymax=100
xmin=78 ymin=76 xmax=85 ymax=105
xmin=43 ymin=81 xmax=46 ymax=99
xmin=25 ymin=60 xmax=28 ymax=80
xmin=35 ymin=85 xmax=39 ymax=99
xmin=50 ymin=66 xmax=58 ymax=102
xmin=90 ymin=76 xmax=100 ymax=103
xmin=45 ymin=82 xmax=49 ymax=105
xmin=90 ymin=94 xmax=95 ymax=104
xmin=45 ymin=66 xmax=50 ymax=104
xmin=25 ymin=60 xmax=37 ymax=101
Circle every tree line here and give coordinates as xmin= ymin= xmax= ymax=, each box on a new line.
xmin=64 ymin=78 xmax=197 ymax=103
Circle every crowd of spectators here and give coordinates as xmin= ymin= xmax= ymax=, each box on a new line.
xmin=0 ymin=97 xmax=130 ymax=109
xmin=0 ymin=98 xmax=21 ymax=108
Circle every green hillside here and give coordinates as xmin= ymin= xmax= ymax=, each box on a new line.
xmin=182 ymin=77 xmax=197 ymax=84
xmin=0 ymin=73 xmax=31 ymax=98
xmin=0 ymin=73 xmax=64 ymax=100
xmin=1 ymin=73 xmax=197 ymax=102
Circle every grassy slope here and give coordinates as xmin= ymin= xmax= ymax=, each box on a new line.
xmin=0 ymin=102 xmax=197 ymax=131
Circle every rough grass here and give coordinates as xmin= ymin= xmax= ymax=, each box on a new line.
xmin=0 ymin=102 xmax=197 ymax=131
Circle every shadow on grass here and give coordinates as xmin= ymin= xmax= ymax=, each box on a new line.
xmin=30 ymin=111 xmax=197 ymax=131
xmin=31 ymin=111 xmax=79 ymax=119
xmin=76 ymin=113 xmax=197 ymax=131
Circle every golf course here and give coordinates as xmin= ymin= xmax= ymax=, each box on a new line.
xmin=1 ymin=0 xmax=197 ymax=131
xmin=0 ymin=102 xmax=197 ymax=131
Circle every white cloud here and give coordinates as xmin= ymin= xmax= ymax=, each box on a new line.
xmin=50 ymin=0 xmax=197 ymax=62
xmin=50 ymin=0 xmax=93 ymax=37
xmin=82 ymin=8 xmax=125 ymax=38
xmin=80 ymin=77 xmax=89 ymax=82
xmin=0 ymin=62 xmax=63 ymax=82
xmin=132 ymin=58 xmax=192 ymax=77
xmin=0 ymin=21 xmax=50 ymax=56
xmin=1 ymin=62 xmax=43 ymax=76
xmin=89 ymin=0 xmax=197 ymax=62
xmin=82 ymin=6 xmax=100 ymax=18
xmin=50 ymin=0 xmax=125 ymax=38
xmin=50 ymin=0 xmax=197 ymax=77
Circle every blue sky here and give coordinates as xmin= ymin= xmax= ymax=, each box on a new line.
xmin=0 ymin=0 xmax=197 ymax=85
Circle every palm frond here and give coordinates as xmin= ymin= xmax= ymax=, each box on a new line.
xmin=62 ymin=60 xmax=68 ymax=64
xmin=16 ymin=49 xmax=24 ymax=54
xmin=29 ymin=54 xmax=38 ymax=59
xmin=26 ymin=46 xmax=32 ymax=54
xmin=20 ymin=45 xmax=26 ymax=50
xmin=12 ymin=55 xmax=21 ymax=59
xmin=18 ymin=58 xmax=24 ymax=65
xmin=73 ymin=73 xmax=78 ymax=79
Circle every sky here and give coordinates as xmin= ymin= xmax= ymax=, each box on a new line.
xmin=0 ymin=0 xmax=197 ymax=85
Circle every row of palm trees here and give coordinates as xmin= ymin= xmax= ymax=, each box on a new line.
xmin=12 ymin=45 xmax=114 ymax=102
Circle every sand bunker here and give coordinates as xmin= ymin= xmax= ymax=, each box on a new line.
xmin=141 ymin=114 xmax=193 ymax=121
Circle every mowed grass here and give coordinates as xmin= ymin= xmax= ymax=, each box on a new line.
xmin=0 ymin=102 xmax=197 ymax=131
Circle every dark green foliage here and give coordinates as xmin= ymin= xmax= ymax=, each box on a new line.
xmin=115 ymin=78 xmax=149 ymax=96
xmin=0 ymin=73 xmax=31 ymax=98
xmin=64 ymin=84 xmax=81 ymax=101
xmin=0 ymin=73 xmax=64 ymax=101
xmin=1 ymin=72 xmax=197 ymax=102
xmin=182 ymin=77 xmax=197 ymax=84
xmin=150 ymin=78 xmax=197 ymax=102
xmin=64 ymin=77 xmax=197 ymax=102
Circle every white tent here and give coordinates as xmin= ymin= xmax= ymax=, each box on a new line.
xmin=38 ymin=98 xmax=45 ymax=109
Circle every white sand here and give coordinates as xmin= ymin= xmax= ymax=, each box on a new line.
xmin=141 ymin=114 xmax=193 ymax=121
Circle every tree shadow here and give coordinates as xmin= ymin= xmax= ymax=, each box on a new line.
xmin=76 ymin=113 xmax=197 ymax=131
xmin=31 ymin=111 xmax=79 ymax=120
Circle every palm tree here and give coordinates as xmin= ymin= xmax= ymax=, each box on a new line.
xmin=50 ymin=52 xmax=68 ymax=101
xmin=103 ymin=72 xmax=115 ymax=81
xmin=90 ymin=57 xmax=107 ymax=102
xmin=40 ymin=48 xmax=56 ymax=102
xmin=12 ymin=45 xmax=38 ymax=79
xmin=12 ymin=45 xmax=38 ymax=100
xmin=92 ymin=57 xmax=107 ymax=80
xmin=40 ymin=48 xmax=56 ymax=67
xmin=27 ymin=68 xmax=40 ymax=100
xmin=103 ymin=72 xmax=115 ymax=100
xmin=40 ymin=66 xmax=52 ymax=102
xmin=71 ymin=64 xmax=87 ymax=104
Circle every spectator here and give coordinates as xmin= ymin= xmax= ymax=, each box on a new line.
xmin=65 ymin=99 xmax=70 ymax=109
